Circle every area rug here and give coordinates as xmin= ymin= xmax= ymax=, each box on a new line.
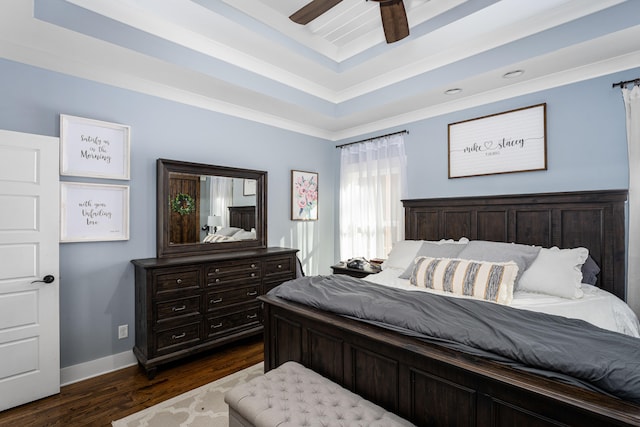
xmin=112 ymin=362 xmax=264 ymax=427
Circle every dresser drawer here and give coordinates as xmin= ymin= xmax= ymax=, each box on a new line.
xmin=154 ymin=268 xmax=200 ymax=295
xmin=206 ymin=284 xmax=259 ymax=311
xmin=156 ymin=295 xmax=201 ymax=323
xmin=264 ymin=256 xmax=294 ymax=277
xmin=205 ymin=260 xmax=261 ymax=286
xmin=155 ymin=322 xmax=201 ymax=355
xmin=206 ymin=304 xmax=261 ymax=339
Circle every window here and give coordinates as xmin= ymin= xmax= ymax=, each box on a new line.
xmin=339 ymin=133 xmax=407 ymax=260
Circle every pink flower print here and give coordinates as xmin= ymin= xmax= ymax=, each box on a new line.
xmin=293 ymin=173 xmax=317 ymax=219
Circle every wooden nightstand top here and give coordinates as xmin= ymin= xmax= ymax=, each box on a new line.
xmin=330 ymin=262 xmax=381 ymax=278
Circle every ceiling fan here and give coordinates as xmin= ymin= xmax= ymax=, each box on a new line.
xmin=289 ymin=0 xmax=409 ymax=44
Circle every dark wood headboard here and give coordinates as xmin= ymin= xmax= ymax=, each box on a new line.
xmin=403 ymin=190 xmax=627 ymax=300
xmin=228 ymin=205 xmax=256 ymax=231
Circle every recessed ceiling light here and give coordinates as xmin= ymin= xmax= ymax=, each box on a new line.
xmin=445 ymin=88 xmax=462 ymax=95
xmin=503 ymin=70 xmax=524 ymax=79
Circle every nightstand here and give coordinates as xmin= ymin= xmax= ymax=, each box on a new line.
xmin=330 ymin=262 xmax=381 ymax=278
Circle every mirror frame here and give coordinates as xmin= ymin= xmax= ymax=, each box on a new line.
xmin=157 ymin=158 xmax=267 ymax=258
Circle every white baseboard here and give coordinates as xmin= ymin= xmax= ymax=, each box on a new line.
xmin=60 ymin=350 xmax=138 ymax=386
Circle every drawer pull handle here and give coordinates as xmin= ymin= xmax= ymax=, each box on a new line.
xmin=215 ymin=268 xmax=220 ymax=273
xmin=172 ymin=332 xmax=186 ymax=340
xmin=215 ymin=278 xmax=220 ymax=283
xmin=176 ymin=278 xmax=183 ymax=284
xmin=250 ymin=273 xmax=256 ymax=277
xmin=172 ymin=305 xmax=187 ymax=312
xmin=277 ymin=264 xmax=282 ymax=269
xmin=210 ymin=298 xmax=223 ymax=304
xmin=247 ymin=314 xmax=258 ymax=320
xmin=251 ymin=263 xmax=256 ymax=268
xmin=211 ymin=323 xmax=223 ymax=329
xmin=246 ymin=291 xmax=258 ymax=296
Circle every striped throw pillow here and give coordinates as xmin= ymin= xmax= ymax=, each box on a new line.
xmin=410 ymin=256 xmax=518 ymax=305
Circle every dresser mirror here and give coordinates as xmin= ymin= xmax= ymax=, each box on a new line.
xmin=157 ymin=159 xmax=267 ymax=258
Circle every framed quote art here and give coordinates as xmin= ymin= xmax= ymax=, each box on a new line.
xmin=448 ymin=103 xmax=547 ymax=178
xmin=60 ymin=182 xmax=130 ymax=242
xmin=60 ymin=114 xmax=131 ymax=180
xmin=291 ymin=170 xmax=318 ymax=221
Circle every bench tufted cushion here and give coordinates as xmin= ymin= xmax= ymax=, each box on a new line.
xmin=224 ymin=361 xmax=415 ymax=427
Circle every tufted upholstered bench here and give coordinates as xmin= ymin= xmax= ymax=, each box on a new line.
xmin=224 ymin=361 xmax=415 ymax=427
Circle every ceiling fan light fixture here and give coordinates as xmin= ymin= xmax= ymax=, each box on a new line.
xmin=445 ymin=88 xmax=462 ymax=95
xmin=503 ymin=70 xmax=524 ymax=79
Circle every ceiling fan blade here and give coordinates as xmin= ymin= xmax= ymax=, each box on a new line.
xmin=289 ymin=0 xmax=344 ymax=25
xmin=379 ymin=0 xmax=409 ymax=43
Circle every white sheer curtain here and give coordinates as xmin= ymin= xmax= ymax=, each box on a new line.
xmin=209 ymin=177 xmax=233 ymax=228
xmin=339 ymin=133 xmax=407 ymax=261
xmin=623 ymin=83 xmax=640 ymax=315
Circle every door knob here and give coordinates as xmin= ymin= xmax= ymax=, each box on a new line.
xmin=31 ymin=275 xmax=55 ymax=284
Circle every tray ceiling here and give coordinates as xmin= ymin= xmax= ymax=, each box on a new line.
xmin=0 ymin=0 xmax=638 ymax=140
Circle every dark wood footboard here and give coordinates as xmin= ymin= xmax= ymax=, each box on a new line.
xmin=260 ymin=294 xmax=640 ymax=427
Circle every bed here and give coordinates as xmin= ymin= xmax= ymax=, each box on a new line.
xmin=260 ymin=190 xmax=640 ymax=427
xmin=203 ymin=206 xmax=257 ymax=243
xmin=203 ymin=226 xmax=256 ymax=243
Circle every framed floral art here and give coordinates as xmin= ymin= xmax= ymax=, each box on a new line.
xmin=291 ymin=170 xmax=318 ymax=221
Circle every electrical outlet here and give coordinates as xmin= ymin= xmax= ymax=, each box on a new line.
xmin=118 ymin=324 xmax=128 ymax=339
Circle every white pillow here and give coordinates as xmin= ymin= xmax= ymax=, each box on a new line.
xmin=381 ymin=240 xmax=423 ymax=270
xmin=234 ymin=229 xmax=256 ymax=240
xmin=215 ymin=227 xmax=241 ymax=237
xmin=518 ymin=246 xmax=588 ymax=299
xmin=381 ymin=239 xmax=470 ymax=271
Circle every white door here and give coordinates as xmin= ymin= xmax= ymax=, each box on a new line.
xmin=0 ymin=129 xmax=60 ymax=411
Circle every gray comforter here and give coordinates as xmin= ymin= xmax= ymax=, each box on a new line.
xmin=269 ymin=274 xmax=640 ymax=403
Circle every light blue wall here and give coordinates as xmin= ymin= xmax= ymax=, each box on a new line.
xmin=0 ymin=59 xmax=335 ymax=368
xmin=2 ymin=55 xmax=637 ymax=369
xmin=402 ymin=72 xmax=633 ymax=198
xmin=337 ymin=69 xmax=635 ymax=199
xmin=334 ymin=68 xmax=637 ymax=260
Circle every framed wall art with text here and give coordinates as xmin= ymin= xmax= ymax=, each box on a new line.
xmin=448 ymin=103 xmax=547 ymax=178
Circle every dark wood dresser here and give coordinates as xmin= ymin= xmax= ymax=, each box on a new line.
xmin=131 ymin=247 xmax=298 ymax=378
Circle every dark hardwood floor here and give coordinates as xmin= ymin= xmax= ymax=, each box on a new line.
xmin=0 ymin=336 xmax=263 ymax=427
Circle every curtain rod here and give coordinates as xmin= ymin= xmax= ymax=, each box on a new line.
xmin=336 ymin=130 xmax=408 ymax=149
xmin=612 ymin=78 xmax=640 ymax=88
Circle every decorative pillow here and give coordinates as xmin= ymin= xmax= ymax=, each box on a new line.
xmin=518 ymin=246 xmax=588 ymax=298
xmin=399 ymin=241 xmax=467 ymax=279
xmin=203 ymin=234 xmax=233 ymax=243
xmin=410 ymin=256 xmax=517 ymax=305
xmin=581 ymin=255 xmax=600 ymax=286
xmin=381 ymin=240 xmax=424 ymax=270
xmin=215 ymin=227 xmax=242 ymax=237
xmin=456 ymin=240 xmax=540 ymax=289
